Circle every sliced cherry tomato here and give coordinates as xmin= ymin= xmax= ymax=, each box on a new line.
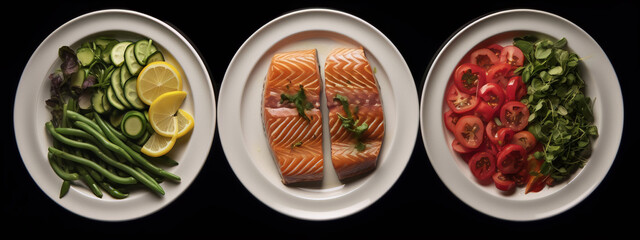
xmin=499 ymin=45 xmax=525 ymax=67
xmin=486 ymin=63 xmax=513 ymax=89
xmin=474 ymin=101 xmax=497 ymax=123
xmin=496 ymin=127 xmax=514 ymax=147
xmin=510 ymin=130 xmax=537 ymax=152
xmin=496 ymin=144 xmax=527 ymax=174
xmin=470 ymin=48 xmax=500 ymax=70
xmin=453 ymin=63 xmax=486 ymax=94
xmin=468 ymin=151 xmax=496 ymax=181
xmin=477 ymin=135 xmax=499 ymax=156
xmin=485 ymin=118 xmax=501 ymax=146
xmin=506 ymin=76 xmax=527 ymax=101
xmin=446 ymin=84 xmax=478 ymax=114
xmin=511 ymin=167 xmax=530 ymax=187
xmin=493 ymin=172 xmax=515 ymax=191
xmin=454 ymin=115 xmax=484 ymax=149
xmin=499 ymin=101 xmax=530 ymax=132
xmin=452 ymin=139 xmax=476 ymax=154
xmin=486 ymin=44 xmax=503 ymax=56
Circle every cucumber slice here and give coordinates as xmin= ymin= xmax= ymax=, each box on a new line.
xmin=109 ymin=110 xmax=125 ymax=128
xmin=123 ymin=77 xmax=146 ymax=110
xmin=134 ymin=39 xmax=158 ymax=65
xmin=76 ymin=47 xmax=95 ymax=67
xmin=101 ymin=40 xmax=118 ymax=64
xmin=145 ymin=51 xmax=165 ymax=64
xmin=95 ymin=37 xmax=118 ymax=50
xmin=135 ymin=130 xmax=151 ymax=145
xmin=102 ymin=91 xmax=112 ymax=113
xmin=120 ymin=65 xmax=132 ymax=88
xmin=91 ymin=89 xmax=106 ymax=114
xmin=110 ymin=67 xmax=133 ymax=109
xmin=107 ymin=86 xmax=126 ymax=111
xmin=120 ymin=110 xmax=147 ymax=139
xmin=110 ymin=41 xmax=132 ymax=67
xmin=125 ymin=44 xmax=142 ymax=75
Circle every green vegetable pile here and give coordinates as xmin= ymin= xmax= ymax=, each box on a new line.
xmin=513 ymin=36 xmax=599 ymax=182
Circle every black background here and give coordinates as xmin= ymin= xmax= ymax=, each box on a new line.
xmin=4 ymin=0 xmax=637 ymax=237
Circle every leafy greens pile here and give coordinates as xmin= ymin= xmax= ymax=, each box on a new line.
xmin=513 ymin=36 xmax=598 ymax=182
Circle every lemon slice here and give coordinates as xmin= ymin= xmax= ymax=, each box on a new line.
xmin=148 ymin=91 xmax=187 ymax=137
xmin=141 ymin=117 xmax=179 ymax=157
xmin=137 ymin=61 xmax=182 ymax=105
xmin=175 ymin=109 xmax=194 ymax=138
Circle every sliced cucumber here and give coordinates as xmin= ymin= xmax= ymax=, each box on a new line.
xmin=101 ymin=40 xmax=118 ymax=64
xmin=145 ymin=51 xmax=165 ymax=64
xmin=107 ymin=86 xmax=126 ymax=111
xmin=95 ymin=37 xmax=118 ymax=50
xmin=110 ymin=67 xmax=133 ymax=109
xmin=120 ymin=110 xmax=147 ymax=139
xmin=76 ymin=47 xmax=95 ymax=67
xmin=135 ymin=130 xmax=151 ymax=145
xmin=120 ymin=64 xmax=133 ymax=88
xmin=123 ymin=77 xmax=146 ymax=110
xmin=109 ymin=110 xmax=125 ymax=128
xmin=125 ymin=44 xmax=143 ymax=75
xmin=91 ymin=89 xmax=106 ymax=114
xmin=110 ymin=41 xmax=132 ymax=67
xmin=102 ymin=91 xmax=112 ymax=113
xmin=134 ymin=39 xmax=158 ymax=65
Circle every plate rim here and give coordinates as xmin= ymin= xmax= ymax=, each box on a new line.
xmin=13 ymin=9 xmax=216 ymax=221
xmin=218 ymin=8 xmax=419 ymax=221
xmin=419 ymin=8 xmax=624 ymax=221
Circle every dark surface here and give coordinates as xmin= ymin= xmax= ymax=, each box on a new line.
xmin=4 ymin=0 xmax=636 ymax=237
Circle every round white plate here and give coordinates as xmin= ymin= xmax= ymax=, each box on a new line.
xmin=420 ymin=9 xmax=623 ymax=221
xmin=218 ymin=8 xmax=418 ymax=220
xmin=14 ymin=9 xmax=216 ymax=221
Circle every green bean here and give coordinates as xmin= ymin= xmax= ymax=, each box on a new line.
xmin=99 ymin=181 xmax=129 ymax=199
xmin=72 ymin=121 xmax=135 ymax=165
xmin=45 ymin=122 xmax=164 ymax=195
xmin=59 ymin=180 xmax=71 ymax=198
xmin=48 ymin=152 xmax=79 ymax=181
xmin=48 ymin=146 xmax=137 ymax=185
xmin=95 ymin=114 xmax=181 ymax=182
xmin=65 ymin=110 xmax=104 ymax=136
xmin=77 ymin=165 xmax=103 ymax=198
xmin=102 ymin=119 xmax=127 ymax=142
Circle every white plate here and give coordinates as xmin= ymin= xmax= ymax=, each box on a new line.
xmin=420 ymin=9 xmax=623 ymax=221
xmin=218 ymin=8 xmax=418 ymax=220
xmin=13 ymin=9 xmax=216 ymax=221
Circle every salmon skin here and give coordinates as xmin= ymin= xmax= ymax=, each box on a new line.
xmin=324 ymin=47 xmax=384 ymax=180
xmin=263 ymin=49 xmax=324 ymax=184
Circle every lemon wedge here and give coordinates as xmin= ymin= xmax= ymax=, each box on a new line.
xmin=175 ymin=109 xmax=194 ymax=138
xmin=148 ymin=91 xmax=187 ymax=137
xmin=137 ymin=61 xmax=182 ymax=105
xmin=141 ymin=117 xmax=178 ymax=157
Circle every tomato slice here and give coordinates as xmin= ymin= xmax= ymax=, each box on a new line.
xmin=496 ymin=127 xmax=514 ymax=147
xmin=506 ymin=76 xmax=527 ymax=101
xmin=511 ymin=167 xmax=530 ymax=187
xmin=470 ymin=48 xmax=500 ymax=70
xmin=453 ymin=63 xmax=486 ymax=94
xmin=468 ymin=151 xmax=496 ymax=181
xmin=510 ymin=130 xmax=537 ymax=152
xmin=499 ymin=101 xmax=530 ymax=132
xmin=454 ymin=115 xmax=484 ymax=149
xmin=486 ymin=44 xmax=503 ymax=56
xmin=493 ymin=172 xmax=515 ymax=191
xmin=443 ymin=109 xmax=469 ymax=133
xmin=499 ymin=45 xmax=525 ymax=67
xmin=486 ymin=63 xmax=513 ymax=89
xmin=496 ymin=144 xmax=527 ymax=174
xmin=446 ymin=84 xmax=478 ymax=114
xmin=452 ymin=139 xmax=477 ymax=154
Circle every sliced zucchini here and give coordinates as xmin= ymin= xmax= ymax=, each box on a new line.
xmin=145 ymin=51 xmax=165 ymax=64
xmin=91 ymin=89 xmax=106 ymax=114
xmin=94 ymin=37 xmax=118 ymax=50
xmin=120 ymin=110 xmax=147 ymax=139
xmin=102 ymin=91 xmax=112 ymax=113
xmin=110 ymin=67 xmax=133 ymax=109
xmin=107 ymin=86 xmax=126 ymax=111
xmin=76 ymin=47 xmax=95 ymax=67
xmin=109 ymin=110 xmax=125 ymax=128
xmin=101 ymin=40 xmax=118 ymax=64
xmin=135 ymin=130 xmax=151 ymax=145
xmin=125 ymin=44 xmax=142 ymax=75
xmin=110 ymin=41 xmax=132 ymax=67
xmin=123 ymin=77 xmax=146 ymax=110
xmin=120 ymin=64 xmax=133 ymax=88
xmin=134 ymin=39 xmax=158 ymax=65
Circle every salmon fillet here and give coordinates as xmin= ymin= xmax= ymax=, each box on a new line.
xmin=263 ymin=49 xmax=324 ymax=184
xmin=324 ymin=47 xmax=385 ymax=180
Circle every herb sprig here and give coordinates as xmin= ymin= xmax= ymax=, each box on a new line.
xmin=513 ymin=36 xmax=598 ymax=182
xmin=280 ymin=84 xmax=313 ymax=121
xmin=333 ymin=94 xmax=369 ymax=151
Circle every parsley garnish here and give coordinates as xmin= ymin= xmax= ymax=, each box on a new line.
xmin=333 ymin=94 xmax=369 ymax=151
xmin=513 ymin=36 xmax=598 ymax=182
xmin=280 ymin=84 xmax=313 ymax=121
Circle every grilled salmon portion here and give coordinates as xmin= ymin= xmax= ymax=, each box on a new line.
xmin=263 ymin=49 xmax=324 ymax=184
xmin=324 ymin=47 xmax=384 ymax=180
